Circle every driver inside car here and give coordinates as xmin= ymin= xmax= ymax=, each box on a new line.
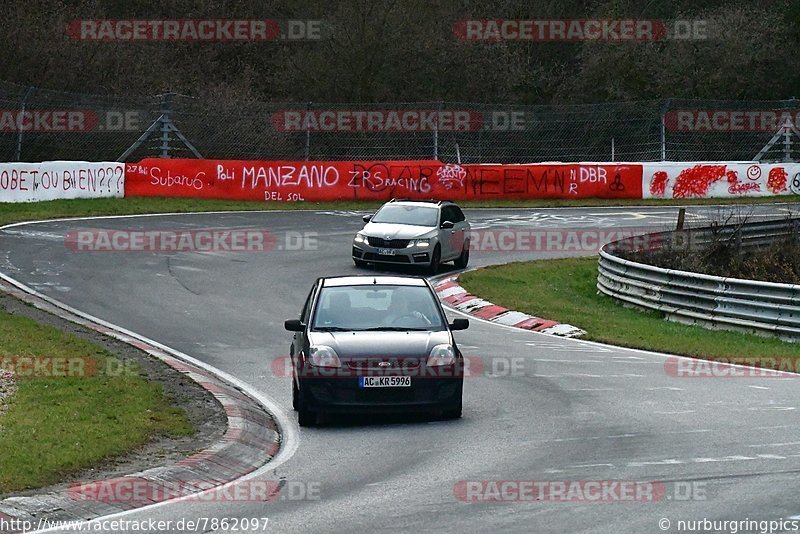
xmin=384 ymin=289 xmax=432 ymax=326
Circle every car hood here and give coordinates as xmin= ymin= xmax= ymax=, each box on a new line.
xmin=308 ymin=330 xmax=450 ymax=359
xmin=361 ymin=222 xmax=435 ymax=240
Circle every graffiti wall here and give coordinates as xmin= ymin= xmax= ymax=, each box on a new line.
xmin=3 ymin=160 xmax=791 ymax=204
xmin=124 ymin=159 xmax=643 ymax=201
xmin=0 ymin=161 xmax=125 ymax=203
xmin=643 ymin=162 xmax=799 ymax=199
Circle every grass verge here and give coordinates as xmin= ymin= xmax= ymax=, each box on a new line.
xmin=2 ymin=195 xmax=800 ymax=227
xmin=0 ymin=310 xmax=192 ymax=493
xmin=459 ymin=257 xmax=800 ymax=358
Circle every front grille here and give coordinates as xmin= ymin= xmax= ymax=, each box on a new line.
xmin=347 ymin=358 xmax=422 ymax=371
xmin=363 ymin=252 xmax=411 ymax=263
xmin=367 ymin=237 xmax=410 ymax=249
xmin=355 ymin=388 xmax=416 ymax=403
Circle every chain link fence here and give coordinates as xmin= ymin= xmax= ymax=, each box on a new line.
xmin=1 ymin=80 xmax=798 ymax=163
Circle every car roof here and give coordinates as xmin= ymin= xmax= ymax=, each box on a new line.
xmin=387 ymin=198 xmax=457 ymax=207
xmin=386 ymin=201 xmax=442 ymax=208
xmin=321 ymin=275 xmax=429 ymax=288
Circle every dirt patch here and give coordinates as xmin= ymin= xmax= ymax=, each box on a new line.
xmin=0 ymin=371 xmax=15 ymax=421
xmin=0 ymin=292 xmax=227 ymax=499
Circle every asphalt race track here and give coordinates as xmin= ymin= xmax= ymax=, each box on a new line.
xmin=3 ymin=204 xmax=800 ymax=533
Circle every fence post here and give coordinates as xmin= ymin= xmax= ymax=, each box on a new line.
xmin=659 ymin=99 xmax=671 ymax=161
xmin=118 ymin=92 xmax=202 ymax=161
xmin=784 ymin=97 xmax=798 ymax=162
xmin=14 ymin=86 xmax=34 ymax=161
xmin=676 ymin=207 xmax=686 ymax=230
xmin=304 ymin=101 xmax=312 ymax=161
xmin=433 ymin=101 xmax=442 ymax=160
xmin=159 ymin=93 xmax=174 ymax=158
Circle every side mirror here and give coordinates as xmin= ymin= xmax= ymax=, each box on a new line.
xmin=362 ymin=214 xmax=372 ymax=223
xmin=284 ymin=319 xmax=305 ymax=332
xmin=449 ymin=318 xmax=469 ymax=331
xmin=441 ymin=220 xmax=455 ymax=229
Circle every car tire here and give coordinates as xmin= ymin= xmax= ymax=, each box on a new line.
xmin=298 ymin=407 xmax=317 ymax=427
xmin=441 ymin=401 xmax=462 ymax=420
xmin=292 ymin=379 xmax=299 ymax=411
xmin=353 ymin=259 xmax=367 ymax=268
xmin=297 ymin=397 xmax=317 ymax=427
xmin=296 ymin=383 xmax=317 ymax=426
xmin=428 ymin=244 xmax=441 ymax=274
xmin=454 ymin=243 xmax=469 ymax=269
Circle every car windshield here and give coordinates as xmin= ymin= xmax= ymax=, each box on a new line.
xmin=312 ymin=285 xmax=445 ymax=331
xmin=371 ymin=205 xmax=438 ymax=226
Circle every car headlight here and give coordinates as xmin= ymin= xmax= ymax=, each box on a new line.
xmin=309 ymin=345 xmax=342 ymax=368
xmin=407 ymin=239 xmax=430 ymax=248
xmin=427 ymin=344 xmax=456 ymax=366
xmin=354 ymin=233 xmax=367 ymax=244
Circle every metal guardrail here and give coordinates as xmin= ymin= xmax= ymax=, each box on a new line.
xmin=597 ymin=218 xmax=800 ymax=341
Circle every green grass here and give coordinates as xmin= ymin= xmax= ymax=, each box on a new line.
xmin=1 ymin=194 xmax=800 ymax=228
xmin=459 ymin=257 xmax=800 ymax=358
xmin=0 ymin=311 xmax=192 ymax=493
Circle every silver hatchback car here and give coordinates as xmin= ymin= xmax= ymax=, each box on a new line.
xmin=352 ymin=199 xmax=470 ymax=273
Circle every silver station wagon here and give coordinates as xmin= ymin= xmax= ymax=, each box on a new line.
xmin=352 ymin=199 xmax=471 ymax=273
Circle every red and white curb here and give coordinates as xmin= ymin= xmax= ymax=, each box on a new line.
xmin=433 ymin=275 xmax=586 ymax=338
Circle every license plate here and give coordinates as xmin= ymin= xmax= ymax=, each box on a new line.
xmin=377 ymin=248 xmax=396 ymax=256
xmin=359 ymin=376 xmax=411 ymax=387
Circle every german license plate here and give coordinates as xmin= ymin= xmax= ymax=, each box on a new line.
xmin=359 ymin=376 xmax=411 ymax=387
xmin=377 ymin=248 xmax=396 ymax=256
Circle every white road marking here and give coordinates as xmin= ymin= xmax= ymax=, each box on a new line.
xmin=564 ymin=388 xmax=618 ymax=392
xmin=562 ymin=373 xmax=646 ymax=378
xmin=531 ymin=359 xmax=604 ymax=363
xmin=553 ymin=451 xmax=800 ymax=472
xmin=749 ymin=441 xmax=800 ymax=448
xmin=628 ymin=459 xmax=683 ymax=467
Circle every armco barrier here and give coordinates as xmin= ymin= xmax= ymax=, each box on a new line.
xmin=597 ymin=218 xmax=800 ymax=340
xmin=124 ymin=159 xmax=643 ymax=201
xmin=0 ymin=161 xmax=124 ymax=202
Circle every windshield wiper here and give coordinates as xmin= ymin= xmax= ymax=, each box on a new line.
xmin=313 ymin=326 xmax=361 ymax=332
